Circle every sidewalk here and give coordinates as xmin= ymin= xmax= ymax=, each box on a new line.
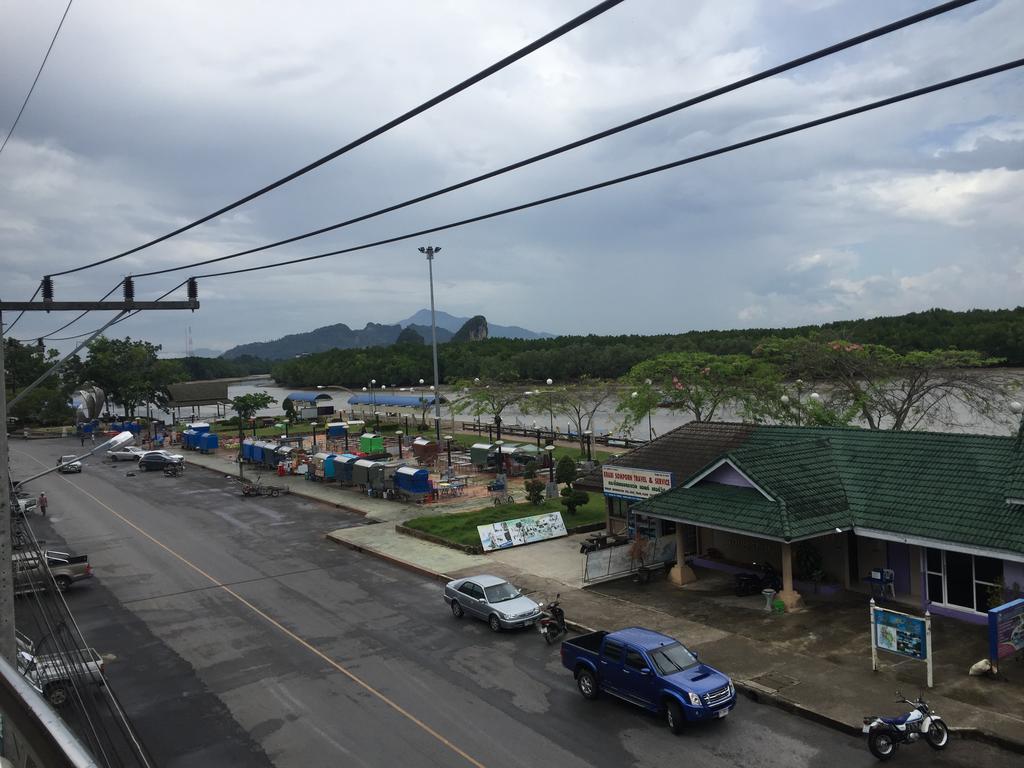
xmin=185 ymin=448 xmax=1024 ymax=753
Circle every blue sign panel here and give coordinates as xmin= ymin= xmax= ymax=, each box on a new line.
xmin=874 ymin=607 xmax=928 ymax=660
xmin=988 ymin=598 xmax=1024 ymax=663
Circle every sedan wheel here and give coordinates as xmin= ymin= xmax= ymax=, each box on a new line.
xmin=488 ymin=614 xmax=502 ymax=632
xmin=451 ymin=601 xmax=464 ymax=619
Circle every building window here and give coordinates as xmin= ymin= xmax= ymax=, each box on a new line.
xmin=925 ymin=548 xmax=1004 ymax=613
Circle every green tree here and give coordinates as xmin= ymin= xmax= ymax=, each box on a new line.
xmin=524 ymin=478 xmax=547 ymax=505
xmin=555 ymin=454 xmax=578 ymax=486
xmin=230 ymin=392 xmax=277 ymax=477
xmin=560 ymin=486 xmax=589 ymax=515
xmin=82 ymin=337 xmax=184 ymax=417
xmin=754 ymin=337 xmax=1007 ymax=430
xmin=449 ymin=379 xmax=525 ymax=439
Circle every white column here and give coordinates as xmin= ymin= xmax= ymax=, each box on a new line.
xmin=778 ymin=541 xmax=804 ymax=611
xmin=669 ymin=524 xmax=697 ymax=586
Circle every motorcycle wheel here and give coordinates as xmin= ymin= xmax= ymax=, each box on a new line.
xmin=925 ymin=720 xmax=949 ymax=750
xmin=543 ymin=625 xmax=554 ymax=645
xmin=868 ymin=732 xmax=898 ymax=761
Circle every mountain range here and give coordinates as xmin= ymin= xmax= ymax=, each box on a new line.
xmin=220 ymin=311 xmax=551 ymax=360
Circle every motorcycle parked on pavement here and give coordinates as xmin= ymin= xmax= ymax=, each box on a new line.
xmin=862 ymin=691 xmax=949 ymax=761
xmin=539 ymin=595 xmax=567 ymax=645
xmin=734 ymin=561 xmax=782 ymax=596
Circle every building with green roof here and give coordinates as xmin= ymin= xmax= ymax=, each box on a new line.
xmin=595 ymin=421 xmax=1024 ymax=622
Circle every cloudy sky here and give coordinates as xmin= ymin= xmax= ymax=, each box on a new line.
xmin=2 ymin=0 xmax=1022 ymax=356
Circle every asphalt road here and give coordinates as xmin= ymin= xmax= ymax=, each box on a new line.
xmin=10 ymin=438 xmax=1020 ymax=768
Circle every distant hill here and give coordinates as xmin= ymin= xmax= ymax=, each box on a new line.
xmin=397 ymin=309 xmax=551 ymax=340
xmin=221 ymin=322 xmax=452 ymax=360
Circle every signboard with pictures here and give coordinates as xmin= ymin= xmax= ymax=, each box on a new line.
xmin=988 ymin=598 xmax=1024 ymax=671
xmin=870 ymin=602 xmax=933 ymax=687
xmin=477 ymin=511 xmax=568 ymax=552
xmin=601 ymin=466 xmax=673 ymax=500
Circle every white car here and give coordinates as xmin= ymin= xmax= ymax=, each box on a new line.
xmin=108 ymin=445 xmax=145 ymax=462
xmin=57 ymin=455 xmax=82 ymax=473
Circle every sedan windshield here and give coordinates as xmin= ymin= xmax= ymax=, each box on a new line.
xmin=484 ymin=582 xmax=520 ymax=603
xmin=649 ymin=643 xmax=698 ymax=675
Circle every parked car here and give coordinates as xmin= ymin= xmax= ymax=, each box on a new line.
xmin=137 ymin=450 xmax=184 ymax=471
xmin=561 ymin=627 xmax=736 ymax=733
xmin=108 ymin=445 xmax=145 ymax=462
xmin=57 ymin=454 xmax=82 ymax=473
xmin=16 ymin=633 xmax=105 ymax=707
xmin=13 ymin=550 xmax=94 ymax=594
xmin=444 ymin=574 xmax=542 ymax=632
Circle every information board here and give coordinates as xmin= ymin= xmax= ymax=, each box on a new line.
xmin=478 ymin=511 xmax=568 ymax=552
xmin=989 ymin=598 xmax=1024 ymax=665
xmin=601 ymin=466 xmax=673 ymax=500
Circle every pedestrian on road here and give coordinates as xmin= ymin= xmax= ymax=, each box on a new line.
xmin=80 ymin=432 xmax=86 ymax=447
xmin=90 ymin=432 xmax=95 ymax=445
xmin=38 ymin=492 xmax=48 ymax=517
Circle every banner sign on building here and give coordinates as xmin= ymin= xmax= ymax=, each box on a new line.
xmin=871 ymin=603 xmax=932 ymax=687
xmin=478 ymin=511 xmax=567 ymax=552
xmin=602 ymin=466 xmax=674 ymax=500
xmin=988 ymin=598 xmax=1024 ymax=668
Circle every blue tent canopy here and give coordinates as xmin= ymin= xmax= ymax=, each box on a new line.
xmin=347 ymin=394 xmax=444 ymax=407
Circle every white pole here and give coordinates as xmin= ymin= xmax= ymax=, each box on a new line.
xmin=925 ymin=610 xmax=933 ymax=688
xmin=870 ymin=598 xmax=878 ymax=673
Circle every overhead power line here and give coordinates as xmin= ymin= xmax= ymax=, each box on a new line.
xmin=47 ymin=0 xmax=626 ymax=278
xmin=129 ymin=0 xmax=981 ymax=280
xmin=0 ymin=0 xmax=74 ymax=160
xmin=175 ymin=58 xmax=1024 ymax=284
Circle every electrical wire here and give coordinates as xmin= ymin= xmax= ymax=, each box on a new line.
xmin=131 ymin=0 xmax=981 ymax=280
xmin=5 ymin=285 xmax=42 ymax=335
xmin=177 ymin=57 xmax=1024 ymax=283
xmin=0 ymin=0 xmax=74 ymax=160
xmin=47 ymin=0 xmax=626 ymax=278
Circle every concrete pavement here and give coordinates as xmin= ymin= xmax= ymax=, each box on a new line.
xmin=182 ymin=446 xmax=1024 ymax=755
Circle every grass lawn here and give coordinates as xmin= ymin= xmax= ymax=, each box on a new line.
xmin=404 ymin=490 xmax=606 ymax=548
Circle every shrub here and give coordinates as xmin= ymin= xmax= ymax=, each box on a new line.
xmin=559 ymin=486 xmax=589 ymax=515
xmin=525 ymin=479 xmax=547 ymax=505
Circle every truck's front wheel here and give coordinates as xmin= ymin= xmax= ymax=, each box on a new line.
xmin=46 ymin=683 xmax=70 ymax=707
xmin=576 ymin=669 xmax=599 ymax=700
xmin=665 ymin=699 xmax=685 ymax=735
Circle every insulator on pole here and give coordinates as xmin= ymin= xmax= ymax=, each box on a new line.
xmin=41 ymin=276 xmax=54 ymax=305
xmin=123 ymin=276 xmax=135 ymax=304
xmin=187 ymin=278 xmax=198 ymax=310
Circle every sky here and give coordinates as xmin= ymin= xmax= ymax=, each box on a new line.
xmin=1 ymin=0 xmax=1022 ymax=357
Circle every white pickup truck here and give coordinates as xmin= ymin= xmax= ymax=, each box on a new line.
xmin=16 ymin=632 xmax=106 ymax=707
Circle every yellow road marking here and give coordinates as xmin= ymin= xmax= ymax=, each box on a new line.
xmin=19 ymin=451 xmax=487 ymax=768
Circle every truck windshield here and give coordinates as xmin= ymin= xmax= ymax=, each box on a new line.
xmin=649 ymin=643 xmax=698 ymax=675
xmin=484 ymin=582 xmax=520 ymax=603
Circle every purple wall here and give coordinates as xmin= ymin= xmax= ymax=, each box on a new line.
xmin=702 ymin=463 xmax=754 ymax=488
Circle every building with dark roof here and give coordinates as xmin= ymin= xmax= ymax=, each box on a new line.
xmin=598 ymin=421 xmax=1024 ymax=622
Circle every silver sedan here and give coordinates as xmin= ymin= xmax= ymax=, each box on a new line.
xmin=108 ymin=445 xmax=145 ymax=462
xmin=444 ymin=574 xmax=542 ymax=632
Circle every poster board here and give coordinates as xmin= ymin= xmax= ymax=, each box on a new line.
xmin=988 ymin=598 xmax=1024 ymax=668
xmin=870 ymin=602 xmax=932 ymax=687
xmin=478 ymin=511 xmax=567 ymax=552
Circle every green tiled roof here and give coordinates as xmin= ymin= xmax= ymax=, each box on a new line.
xmin=641 ymin=484 xmax=785 ymax=538
xmin=630 ymin=422 xmax=1024 ymax=554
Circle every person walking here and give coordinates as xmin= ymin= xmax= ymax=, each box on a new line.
xmin=38 ymin=492 xmax=48 ymax=517
xmin=79 ymin=431 xmax=86 ymax=447
xmin=90 ymin=431 xmax=95 ymax=445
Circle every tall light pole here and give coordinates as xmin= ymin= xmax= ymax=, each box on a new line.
xmin=419 ymin=245 xmax=443 ymax=442
xmin=545 ymin=378 xmax=555 ymax=434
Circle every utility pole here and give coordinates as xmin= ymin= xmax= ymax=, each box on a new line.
xmin=1 ymin=278 xmax=198 ymax=663
xmin=419 ymin=246 xmax=443 ymax=443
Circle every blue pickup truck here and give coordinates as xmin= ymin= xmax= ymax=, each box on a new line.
xmin=561 ymin=627 xmax=736 ymax=733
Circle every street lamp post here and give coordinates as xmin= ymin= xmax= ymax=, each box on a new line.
xmin=419 ymin=245 xmax=443 ymax=443
xmin=631 ymin=391 xmax=654 ymax=441
xmin=584 ymin=429 xmax=593 ymax=462
xmin=545 ymin=378 xmax=554 ymax=434
xmin=374 ymin=411 xmax=381 ymax=430
xmin=395 ymin=430 xmax=403 ymax=459
xmin=444 ymin=434 xmax=454 ymax=477
xmin=495 ymin=439 xmax=504 ymax=477
xmin=545 ymin=444 xmax=557 ymax=499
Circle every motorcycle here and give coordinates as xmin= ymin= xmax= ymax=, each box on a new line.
xmin=538 ymin=595 xmax=566 ymax=645
xmin=163 ymin=463 xmax=184 ymax=477
xmin=734 ymin=561 xmax=782 ymax=596
xmin=862 ymin=691 xmax=949 ymax=761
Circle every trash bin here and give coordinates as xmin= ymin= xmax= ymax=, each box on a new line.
xmin=761 ymin=588 xmax=776 ymax=611
xmin=772 ymin=598 xmax=786 ymax=614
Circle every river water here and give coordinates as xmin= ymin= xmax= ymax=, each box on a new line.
xmin=158 ymin=371 xmax=1024 ymax=439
